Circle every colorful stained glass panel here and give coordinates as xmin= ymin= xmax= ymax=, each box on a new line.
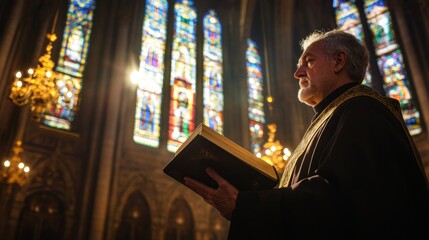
xmin=168 ymin=79 xmax=195 ymax=151
xmin=364 ymin=0 xmax=397 ymax=56
xmin=203 ymin=10 xmax=224 ymax=134
xmin=42 ymin=0 xmax=95 ymax=130
xmin=246 ymin=39 xmax=265 ymax=154
xmin=376 ymin=50 xmax=422 ymax=134
xmin=133 ymin=0 xmax=168 ymax=147
xmin=167 ymin=0 xmax=197 ymax=152
xmin=43 ymin=73 xmax=82 ymax=129
xmin=364 ymin=0 xmax=422 ymax=135
xmin=56 ymin=0 xmax=95 ymax=77
xmin=334 ymin=0 xmax=364 ymax=42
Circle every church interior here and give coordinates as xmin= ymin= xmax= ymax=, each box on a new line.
xmin=0 ymin=0 xmax=428 ymax=239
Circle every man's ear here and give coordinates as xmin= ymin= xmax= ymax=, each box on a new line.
xmin=333 ymin=51 xmax=347 ymax=73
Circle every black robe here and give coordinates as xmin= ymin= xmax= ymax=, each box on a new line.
xmin=228 ymin=83 xmax=429 ymax=239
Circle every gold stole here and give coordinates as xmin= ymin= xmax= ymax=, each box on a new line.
xmin=279 ymin=84 xmax=429 ymax=188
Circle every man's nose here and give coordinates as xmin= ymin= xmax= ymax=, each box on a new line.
xmin=294 ymin=66 xmax=305 ymax=79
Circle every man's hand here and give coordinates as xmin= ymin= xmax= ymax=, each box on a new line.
xmin=184 ymin=168 xmax=239 ymax=220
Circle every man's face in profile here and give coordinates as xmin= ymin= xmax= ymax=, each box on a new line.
xmin=294 ymin=41 xmax=338 ymax=106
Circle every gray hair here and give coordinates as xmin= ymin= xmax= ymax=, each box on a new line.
xmin=300 ymin=29 xmax=369 ymax=83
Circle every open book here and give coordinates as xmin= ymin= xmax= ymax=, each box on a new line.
xmin=163 ymin=123 xmax=279 ymax=191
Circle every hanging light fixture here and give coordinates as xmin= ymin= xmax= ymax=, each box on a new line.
xmin=4 ymin=9 xmax=60 ymax=186
xmin=0 ymin=140 xmax=30 ymax=186
xmin=9 ymin=10 xmax=60 ymax=122
xmin=255 ymin=0 xmax=291 ymax=174
xmin=256 ymin=123 xmax=291 ymax=173
xmin=255 ymin=83 xmax=292 ymax=173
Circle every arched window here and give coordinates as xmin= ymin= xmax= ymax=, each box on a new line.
xmin=42 ymin=0 xmax=96 ymax=130
xmin=133 ymin=0 xmax=168 ymax=147
xmin=333 ymin=0 xmax=423 ymax=135
xmin=15 ymin=192 xmax=65 ymax=240
xmin=165 ymin=197 xmax=195 ymax=240
xmin=133 ymin=0 xmax=225 ymax=152
xmin=246 ymin=39 xmax=265 ymax=154
xmin=116 ymin=192 xmax=152 ymax=240
xmin=167 ymin=0 xmax=198 ymax=152
xmin=203 ymin=10 xmax=224 ymax=134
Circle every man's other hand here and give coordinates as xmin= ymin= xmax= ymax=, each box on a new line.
xmin=184 ymin=168 xmax=238 ymax=220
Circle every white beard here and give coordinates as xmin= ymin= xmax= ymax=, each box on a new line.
xmin=298 ymin=85 xmax=319 ymax=106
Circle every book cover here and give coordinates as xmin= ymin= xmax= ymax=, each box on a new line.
xmin=163 ymin=124 xmax=279 ymax=191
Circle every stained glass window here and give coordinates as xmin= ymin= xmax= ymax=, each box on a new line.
xmin=333 ymin=0 xmax=422 ymax=135
xmin=133 ymin=0 xmax=168 ymax=147
xmin=246 ymin=39 xmax=265 ymax=154
xmin=167 ymin=0 xmax=197 ymax=152
xmin=42 ymin=0 xmax=95 ymax=130
xmin=364 ymin=0 xmax=422 ymax=135
xmin=364 ymin=0 xmax=397 ymax=55
xmin=203 ymin=10 xmax=224 ymax=134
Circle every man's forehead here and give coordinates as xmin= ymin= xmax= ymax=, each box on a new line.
xmin=302 ymin=42 xmax=321 ymax=55
xmin=299 ymin=42 xmax=323 ymax=59
xmin=299 ymin=51 xmax=316 ymax=60
xmin=297 ymin=47 xmax=317 ymax=64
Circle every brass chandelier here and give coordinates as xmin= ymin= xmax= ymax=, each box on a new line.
xmin=9 ymin=32 xmax=59 ymax=121
xmin=0 ymin=140 xmax=30 ymax=186
xmin=256 ymin=123 xmax=291 ymax=174
xmin=9 ymin=10 xmax=60 ymax=122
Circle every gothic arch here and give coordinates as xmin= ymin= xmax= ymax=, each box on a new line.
xmin=11 ymin=151 xmax=77 ymax=240
xmin=115 ymin=172 xmax=159 ymax=222
xmin=164 ymin=196 xmax=195 ymax=240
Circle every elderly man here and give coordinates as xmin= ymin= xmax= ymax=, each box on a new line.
xmin=185 ymin=29 xmax=429 ymax=239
